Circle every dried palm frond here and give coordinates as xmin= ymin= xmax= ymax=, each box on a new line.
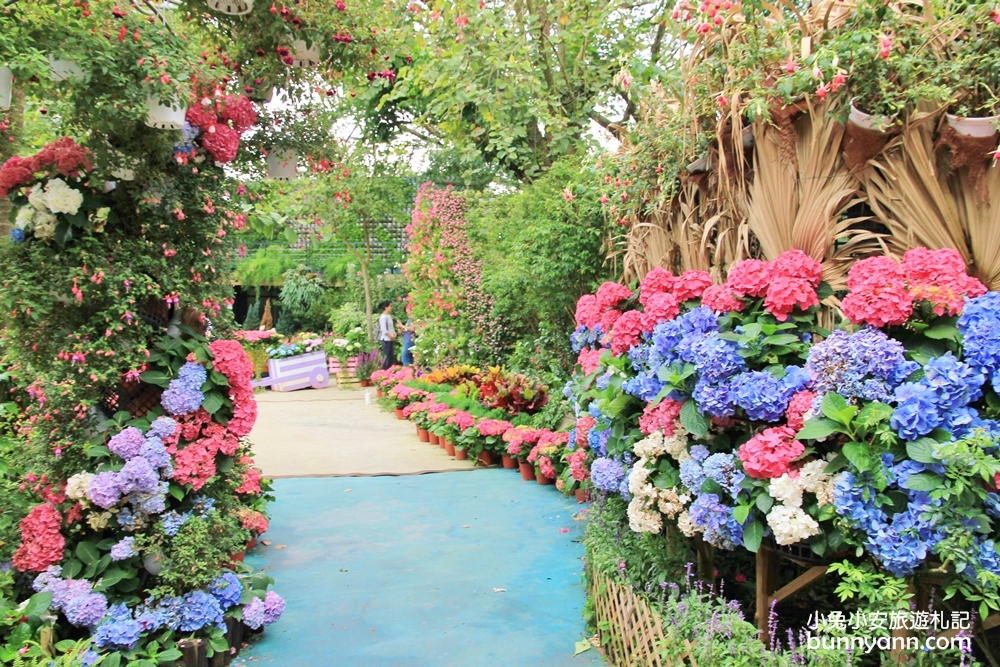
xmin=863 ymin=107 xmax=971 ymax=262
xmin=747 ymin=122 xmax=798 ymax=258
xmin=954 ymin=164 xmax=1000 ymax=290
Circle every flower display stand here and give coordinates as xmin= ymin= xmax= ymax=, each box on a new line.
xmin=327 ymin=357 xmax=358 ymax=376
xmin=251 ymin=351 xmax=329 ymax=392
xmin=589 ymin=567 xmax=698 ymax=667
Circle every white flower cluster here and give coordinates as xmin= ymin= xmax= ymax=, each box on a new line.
xmin=657 ymin=486 xmax=690 ymax=520
xmin=15 ymin=178 xmax=84 ymax=240
xmin=765 ymin=459 xmax=835 ymax=545
xmin=628 ymin=423 xmax=695 ymax=535
xmin=677 ymin=510 xmax=700 ymax=537
xmin=65 ymin=472 xmax=93 ymax=505
xmin=627 ymin=457 xmax=663 ymax=533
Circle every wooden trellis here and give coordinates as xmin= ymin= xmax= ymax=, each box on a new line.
xmin=590 ymin=569 xmax=698 ymax=667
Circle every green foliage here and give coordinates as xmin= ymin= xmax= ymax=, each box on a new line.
xmin=242 ymin=300 xmax=262 ymax=331
xmin=278 ymin=268 xmax=327 ymax=331
xmin=235 ymin=246 xmax=295 ymax=291
xmin=328 ymin=303 xmax=367 ymax=337
xmin=0 ymin=436 xmax=33 ymax=564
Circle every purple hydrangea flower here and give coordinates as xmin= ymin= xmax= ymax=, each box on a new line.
xmin=242 ymin=596 xmax=267 ymax=630
xmin=263 ymin=591 xmax=284 ymax=624
xmin=148 ymin=416 xmax=178 ymax=440
xmin=32 ymin=566 xmax=62 ymax=593
xmin=88 ymin=471 xmax=122 ymax=509
xmin=130 ymin=481 xmax=169 ymax=516
xmin=161 ymin=379 xmax=203 ymax=416
xmin=110 ymin=537 xmax=135 ymax=561
xmin=64 ymin=592 xmax=108 ymax=627
xmin=139 ymin=436 xmax=172 ymax=473
xmin=688 ymin=493 xmax=743 ymax=550
xmin=210 ymin=572 xmax=243 ymax=610
xmin=118 ymin=457 xmax=159 ymax=495
xmin=108 ymin=426 xmax=144 ymax=460
xmin=591 ymin=457 xmax=626 ymax=492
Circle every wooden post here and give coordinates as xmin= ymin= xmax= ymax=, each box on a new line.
xmin=756 ymin=546 xmax=777 ymax=644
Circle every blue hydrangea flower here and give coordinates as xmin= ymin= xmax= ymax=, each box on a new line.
xmin=679 ymin=458 xmax=706 ymax=494
xmin=210 ymin=572 xmax=243 ymax=609
xmin=689 ymin=445 xmax=710 ymax=462
xmin=729 ymin=371 xmax=789 ymax=422
xmin=688 ymin=493 xmax=743 ymax=550
xmin=692 ymin=378 xmax=734 ymax=418
xmin=93 ymin=604 xmax=141 ymax=650
xmin=10 ymin=227 xmax=25 ymax=243
xmin=161 ymin=511 xmax=191 ymax=537
xmin=193 ymin=496 xmax=216 ymax=518
xmin=806 ymin=327 xmax=918 ymax=400
xmin=179 ymin=590 xmax=225 ymax=632
xmin=117 ymin=507 xmax=136 ymax=531
xmin=110 ymin=537 xmax=135 ymax=561
xmin=702 ymin=453 xmax=745 ymax=500
xmin=891 ymin=383 xmax=942 ymax=441
xmin=64 ymin=592 xmax=108 ymax=628
xmin=588 ymin=427 xmax=610 ymax=457
xmin=178 ymin=362 xmax=207 ymax=390
xmin=691 ymin=334 xmax=745 ymax=383
xmin=161 ymin=378 xmax=203 ymax=416
xmin=591 ymin=457 xmax=626 ymax=493
xmin=922 ymin=352 xmax=984 ymax=411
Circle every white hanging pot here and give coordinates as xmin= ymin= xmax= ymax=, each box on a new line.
xmin=206 ymin=0 xmax=253 ymax=15
xmin=48 ymin=55 xmax=87 ymax=82
xmin=945 ymin=113 xmax=1000 ymax=138
xmin=266 ymin=149 xmax=298 ymax=180
xmin=290 ymin=40 xmax=320 ymax=68
xmin=109 ymin=150 xmax=138 ymax=181
xmin=143 ymin=552 xmax=164 ymax=576
xmin=0 ymin=67 xmax=11 ymax=111
xmin=849 ymin=102 xmax=897 ymax=133
xmin=145 ymin=95 xmax=187 ymax=130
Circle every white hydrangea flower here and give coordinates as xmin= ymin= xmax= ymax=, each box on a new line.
xmin=634 ymin=432 xmax=666 ymax=458
xmin=768 ymin=473 xmax=805 ymax=507
xmin=44 ymin=178 xmax=84 ymax=215
xmin=65 ymin=472 xmax=94 ymax=503
xmin=767 ymin=505 xmax=820 ymax=546
xmin=628 ymin=457 xmax=655 ymax=495
xmin=657 ymin=487 xmax=690 ymax=519
xmin=628 ymin=497 xmax=663 ymax=533
xmin=87 ymin=510 xmax=113 ymax=531
xmin=815 ymin=478 xmax=838 ymax=507
xmin=27 ymin=183 xmax=47 ymax=211
xmin=14 ymin=205 xmax=34 ymax=229
xmin=32 ymin=211 xmax=58 ymax=240
xmin=677 ymin=510 xmax=701 ymax=537
xmin=663 ymin=425 xmax=690 ymax=463
xmin=799 ymin=459 xmax=832 ymax=494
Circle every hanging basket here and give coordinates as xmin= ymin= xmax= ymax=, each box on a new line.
xmin=48 ymin=56 xmax=87 ymax=82
xmin=206 ymin=0 xmax=253 ymax=15
xmin=945 ymin=113 xmax=1000 ymax=138
xmin=145 ymin=95 xmax=187 ymax=130
xmin=290 ymin=40 xmax=320 ymax=68
xmin=266 ymin=149 xmax=298 ymax=180
xmin=849 ymin=101 xmax=897 ymax=133
xmin=0 ymin=67 xmax=11 ymax=111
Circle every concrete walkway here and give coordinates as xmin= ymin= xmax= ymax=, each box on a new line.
xmin=239 ymin=473 xmax=600 ymax=667
xmin=247 ymin=387 xmax=475 ymax=477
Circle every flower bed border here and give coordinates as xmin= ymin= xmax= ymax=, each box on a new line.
xmin=589 ymin=567 xmax=698 ymax=667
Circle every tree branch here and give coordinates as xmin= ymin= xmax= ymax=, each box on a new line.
xmin=589 ymin=110 xmax=626 ymax=140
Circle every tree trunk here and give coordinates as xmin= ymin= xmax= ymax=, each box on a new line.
xmin=0 ymin=84 xmax=26 ymax=236
xmin=362 ymin=217 xmax=374 ymax=341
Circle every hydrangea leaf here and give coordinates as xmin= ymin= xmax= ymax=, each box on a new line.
xmin=742 ymin=519 xmax=765 ymax=552
xmin=680 ymin=399 xmax=708 ymax=438
xmin=906 ymin=438 xmax=939 ymax=464
xmin=904 ymin=472 xmax=943 ymax=492
xmin=795 ymin=417 xmax=841 ymax=441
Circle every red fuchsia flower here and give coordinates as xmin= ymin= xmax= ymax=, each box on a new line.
xmin=725 ymin=258 xmax=772 ymax=297
xmin=578 ymin=348 xmax=604 ymax=375
xmin=831 ymin=71 xmax=847 ymax=92
xmin=841 ymin=255 xmax=913 ymax=327
xmin=783 ymin=55 xmax=797 ymax=73
xmin=737 ymin=426 xmax=803 ymax=479
xmin=785 ymin=390 xmax=817 ymax=432
xmin=574 ymin=294 xmax=601 ymax=328
xmin=638 ymin=399 xmax=684 ymax=436
xmin=611 ymin=309 xmax=644 ymax=356
xmin=763 ymin=277 xmax=819 ymax=321
xmin=639 ymin=267 xmax=676 ymax=307
xmin=879 ymin=33 xmax=892 ymax=59
xmin=13 ymin=504 xmax=65 ymax=572
xmin=672 ymin=270 xmax=713 ymax=302
xmin=814 ymin=83 xmax=830 ymax=100
xmin=562 ymin=188 xmax=576 ymax=201
xmin=641 ymin=291 xmax=680 ymax=332
xmin=701 ymin=284 xmax=745 ymax=313
xmin=595 ymin=281 xmax=632 ymax=311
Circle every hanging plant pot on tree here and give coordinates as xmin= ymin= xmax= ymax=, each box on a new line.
xmin=0 ymin=66 xmax=11 ymax=111
xmin=207 ymin=0 xmax=253 ymax=15
xmin=945 ymin=113 xmax=1000 ymax=137
xmin=848 ymin=100 xmax=897 ymax=133
xmin=266 ymin=149 xmax=298 ymax=180
xmin=145 ymin=95 xmax=187 ymax=130
xmin=48 ymin=55 xmax=87 ymax=82
xmin=290 ymin=40 xmax=320 ymax=68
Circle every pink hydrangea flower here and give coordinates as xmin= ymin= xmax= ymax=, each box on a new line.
xmin=574 ymin=294 xmax=601 ymax=328
xmin=641 ymin=292 xmax=680 ymax=332
xmin=841 ymin=256 xmax=913 ymax=327
xmin=738 ymin=426 xmax=803 ymax=479
xmin=726 ymin=259 xmax=772 ymax=298
xmin=13 ymin=504 xmax=65 ymax=573
xmin=672 ymin=270 xmax=713 ymax=302
xmin=701 ymin=284 xmax=746 ymax=313
xmin=763 ymin=277 xmax=819 ymax=321
xmin=639 ymin=267 xmax=675 ymax=307
xmin=595 ymin=281 xmax=632 ymax=311
xmin=638 ymin=399 xmax=684 ymax=436
xmin=611 ymin=310 xmax=644 ymax=356
xmin=770 ymin=249 xmax=823 ymax=287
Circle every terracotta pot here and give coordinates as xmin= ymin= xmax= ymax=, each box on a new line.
xmin=417 ymin=428 xmax=429 ymax=442
xmin=445 ymin=440 xmax=456 ymax=457
xmin=394 ymin=408 xmax=404 ymax=420
xmin=438 ymin=437 xmax=447 ymax=450
xmin=360 ymin=379 xmax=372 ymax=387
xmin=575 ymin=489 xmax=590 ymax=503
xmin=246 ymin=535 xmax=257 ymax=549
xmin=519 ymin=460 xmax=535 ymax=481
xmin=477 ymin=451 xmax=494 ymax=467
xmin=536 ymin=473 xmax=554 ymax=486
xmin=229 ymin=551 xmax=245 ymax=565
xmin=378 ymin=389 xmax=384 ymax=398
xmin=455 ymin=448 xmax=469 ymax=461
xmin=501 ymin=454 xmax=518 ymax=469
xmin=429 ymin=432 xmax=440 ymax=445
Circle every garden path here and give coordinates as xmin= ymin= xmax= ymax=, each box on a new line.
xmin=238 ymin=389 xmax=603 ymax=666
xmin=248 ymin=386 xmax=475 ymax=477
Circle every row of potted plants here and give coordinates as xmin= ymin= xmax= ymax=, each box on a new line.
xmin=371 ymin=365 xmax=595 ymax=503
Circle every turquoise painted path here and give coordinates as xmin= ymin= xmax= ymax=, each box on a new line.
xmin=240 ymin=472 xmax=602 ymax=667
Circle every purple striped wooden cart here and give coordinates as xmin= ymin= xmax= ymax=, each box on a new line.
xmin=252 ymin=351 xmax=330 ymax=392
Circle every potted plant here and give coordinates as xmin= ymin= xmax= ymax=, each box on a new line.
xmin=939 ymin=8 xmax=1000 ymax=136
xmin=356 ymin=350 xmax=382 ymax=387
